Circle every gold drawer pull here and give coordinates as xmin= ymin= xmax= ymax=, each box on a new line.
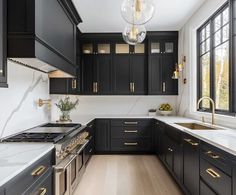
xmin=184 ymin=139 xmax=199 ymax=146
xmin=124 ymin=130 xmax=138 ymax=133
xmin=206 ymin=168 xmax=221 ymax=178
xmin=39 ymin=187 xmax=47 ymax=195
xmin=31 ymin=165 xmax=46 ymax=176
xmin=168 ymin=148 xmax=173 ymax=152
xmin=89 ymin=149 xmax=93 ymax=153
xmin=205 ymin=151 xmax=220 ymax=159
xmin=124 ymin=142 xmax=138 ymax=146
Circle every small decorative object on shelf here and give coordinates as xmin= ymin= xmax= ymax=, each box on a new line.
xmin=159 ymin=103 xmax=173 ymax=116
xmin=55 ymin=96 xmax=79 ymax=122
xmin=148 ymin=109 xmax=157 ymax=116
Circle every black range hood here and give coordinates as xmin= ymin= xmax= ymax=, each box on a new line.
xmin=7 ymin=0 xmax=82 ymax=76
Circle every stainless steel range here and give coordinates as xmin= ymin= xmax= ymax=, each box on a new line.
xmin=2 ymin=122 xmax=91 ymax=195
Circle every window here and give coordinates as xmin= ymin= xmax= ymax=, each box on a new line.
xmin=198 ymin=4 xmax=231 ymax=113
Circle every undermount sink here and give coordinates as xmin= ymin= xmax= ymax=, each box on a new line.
xmin=175 ymin=123 xmax=219 ymax=130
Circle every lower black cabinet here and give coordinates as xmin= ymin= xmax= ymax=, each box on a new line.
xmin=200 ymin=180 xmax=216 ymax=195
xmin=183 ymin=134 xmax=200 ymax=195
xmin=0 ymin=188 xmax=4 ymax=195
xmin=24 ymin=169 xmax=53 ymax=195
xmin=95 ymin=119 xmax=110 ymax=152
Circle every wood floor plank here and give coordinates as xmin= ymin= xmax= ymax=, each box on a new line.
xmin=74 ymin=155 xmax=183 ymax=195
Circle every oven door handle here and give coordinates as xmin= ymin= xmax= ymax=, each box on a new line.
xmin=54 ymin=154 xmax=77 ymax=172
xmin=76 ymin=139 xmax=90 ymax=155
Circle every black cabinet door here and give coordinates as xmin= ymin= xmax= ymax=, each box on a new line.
xmin=183 ymin=135 xmax=200 ymax=195
xmin=95 ymin=119 xmax=110 ymax=152
xmin=82 ymin=54 xmax=95 ymax=94
xmin=96 ymin=55 xmax=113 ymax=95
xmin=131 ymin=55 xmax=147 ymax=95
xmin=0 ymin=0 xmax=7 ymax=87
xmin=162 ymin=54 xmax=178 ymax=95
xmin=50 ymin=78 xmax=69 ymax=94
xmin=148 ymin=55 xmax=162 ymax=95
xmin=68 ymin=78 xmax=80 ymax=95
xmin=113 ymin=55 xmax=131 ymax=95
xmin=173 ymin=141 xmax=183 ymax=183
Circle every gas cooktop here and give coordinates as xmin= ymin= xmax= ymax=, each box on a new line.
xmin=2 ymin=122 xmax=82 ymax=143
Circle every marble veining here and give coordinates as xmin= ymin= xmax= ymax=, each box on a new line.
xmin=0 ymin=143 xmax=54 ymax=187
xmin=0 ymin=70 xmax=48 ymax=139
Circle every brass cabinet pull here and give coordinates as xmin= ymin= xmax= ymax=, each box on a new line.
xmin=124 ymin=142 xmax=138 ymax=146
xmin=205 ymin=151 xmax=220 ymax=159
xmin=132 ymin=83 xmax=135 ymax=92
xmin=184 ymin=139 xmax=199 ymax=146
xmin=72 ymin=79 xmax=77 ymax=89
xmin=95 ymin=82 xmax=98 ymax=93
xmin=39 ymin=188 xmax=47 ymax=195
xmin=163 ymin=82 xmax=166 ymax=92
xmin=206 ymin=168 xmax=221 ymax=178
xmin=168 ymin=148 xmax=173 ymax=152
xmin=124 ymin=130 xmax=138 ymax=133
xmin=89 ymin=149 xmax=93 ymax=153
xmin=93 ymin=82 xmax=95 ymax=93
xmin=39 ymin=187 xmax=47 ymax=195
xmin=130 ymin=83 xmax=132 ymax=92
xmin=124 ymin=122 xmax=138 ymax=125
xmin=31 ymin=165 xmax=46 ymax=176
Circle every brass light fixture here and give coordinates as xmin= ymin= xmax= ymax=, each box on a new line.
xmin=172 ymin=56 xmax=187 ymax=84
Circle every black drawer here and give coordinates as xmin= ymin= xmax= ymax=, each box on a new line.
xmin=201 ymin=143 xmax=232 ymax=176
xmin=200 ymin=158 xmax=231 ymax=195
xmin=5 ymin=150 xmax=54 ymax=195
xmin=111 ymin=126 xmax=151 ymax=139
xmin=84 ymin=138 xmax=93 ymax=165
xmin=111 ymin=138 xmax=152 ymax=152
xmin=200 ymin=180 xmax=216 ymax=195
xmin=111 ymin=119 xmax=152 ymax=127
xmin=23 ymin=168 xmax=53 ymax=195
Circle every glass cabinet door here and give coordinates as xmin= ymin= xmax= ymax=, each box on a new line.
xmin=134 ymin=44 xmax=145 ymax=54
xmin=151 ymin=42 xmax=161 ymax=54
xmin=115 ymin=44 xmax=130 ymax=54
xmin=82 ymin=43 xmax=93 ymax=54
xmin=164 ymin=42 xmax=174 ymax=53
xmin=97 ymin=44 xmax=110 ymax=54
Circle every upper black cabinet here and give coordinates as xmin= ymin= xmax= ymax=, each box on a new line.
xmin=114 ymin=43 xmax=147 ymax=95
xmin=0 ymin=0 xmax=7 ymax=87
xmin=7 ymin=0 xmax=82 ymax=76
xmin=81 ymin=41 xmax=113 ymax=95
xmin=148 ymin=33 xmax=178 ymax=95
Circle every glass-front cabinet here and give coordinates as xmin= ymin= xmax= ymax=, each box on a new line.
xmin=82 ymin=42 xmax=111 ymax=55
xmin=150 ymin=40 xmax=175 ymax=54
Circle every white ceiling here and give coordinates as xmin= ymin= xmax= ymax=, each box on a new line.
xmin=72 ymin=0 xmax=207 ymax=33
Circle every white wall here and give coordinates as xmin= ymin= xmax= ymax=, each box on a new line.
xmin=0 ymin=61 xmax=50 ymax=138
xmin=177 ymin=0 xmax=236 ymax=128
xmin=50 ymin=95 xmax=177 ymax=121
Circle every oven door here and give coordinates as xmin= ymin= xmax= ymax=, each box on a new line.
xmin=54 ymin=154 xmax=77 ymax=195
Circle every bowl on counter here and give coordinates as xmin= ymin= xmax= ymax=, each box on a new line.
xmin=159 ymin=110 xmax=172 ymax=116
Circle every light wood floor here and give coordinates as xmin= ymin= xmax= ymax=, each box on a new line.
xmin=74 ymin=155 xmax=183 ymax=195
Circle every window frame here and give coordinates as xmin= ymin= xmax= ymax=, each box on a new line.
xmin=197 ymin=2 xmax=234 ymax=116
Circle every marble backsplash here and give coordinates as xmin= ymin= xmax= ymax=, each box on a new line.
xmin=50 ymin=95 xmax=178 ymax=121
xmin=0 ymin=61 xmax=50 ymax=138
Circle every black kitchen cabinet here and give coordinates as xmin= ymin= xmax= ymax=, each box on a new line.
xmin=148 ymin=33 xmax=178 ymax=95
xmin=0 ymin=187 xmax=4 ymax=195
xmin=84 ymin=121 xmax=95 ymax=165
xmin=95 ymin=119 xmax=111 ymax=152
xmin=4 ymin=150 xmax=54 ymax=195
xmin=81 ymin=42 xmax=113 ymax=95
xmin=114 ymin=43 xmax=147 ymax=95
xmin=183 ymin=134 xmax=200 ymax=195
xmin=50 ymin=77 xmax=79 ymax=95
xmin=7 ymin=0 xmax=81 ymax=76
xmin=0 ymin=0 xmax=7 ymax=87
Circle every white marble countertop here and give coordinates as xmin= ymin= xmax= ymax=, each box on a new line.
xmin=0 ymin=143 xmax=54 ymax=187
xmin=71 ymin=115 xmax=236 ymax=156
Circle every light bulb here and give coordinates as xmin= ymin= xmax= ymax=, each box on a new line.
xmin=122 ymin=24 xmax=146 ymax=45
xmin=121 ymin=0 xmax=155 ymax=25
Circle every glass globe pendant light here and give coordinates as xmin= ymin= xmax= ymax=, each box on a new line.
xmin=121 ymin=0 xmax=155 ymax=25
xmin=122 ymin=24 xmax=146 ymax=45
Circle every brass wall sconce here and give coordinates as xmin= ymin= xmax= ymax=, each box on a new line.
xmin=172 ymin=56 xmax=187 ymax=84
xmin=38 ymin=98 xmax=51 ymax=108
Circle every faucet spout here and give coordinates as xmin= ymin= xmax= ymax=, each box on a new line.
xmin=197 ymin=97 xmax=215 ymax=125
